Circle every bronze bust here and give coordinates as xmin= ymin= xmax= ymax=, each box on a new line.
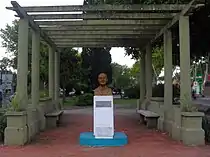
xmin=94 ymin=73 xmax=112 ymax=96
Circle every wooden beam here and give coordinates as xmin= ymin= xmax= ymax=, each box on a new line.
xmin=46 ymin=30 xmax=157 ymax=35
xmin=49 ymin=35 xmax=154 ymax=39
xmin=30 ymin=13 xmax=174 ymax=20
xmin=7 ymin=4 xmax=187 ymax=13
xmin=151 ymin=0 xmax=205 ymax=43
xmin=41 ymin=25 xmax=163 ymax=31
xmin=10 ymin=1 xmax=56 ymax=48
xmin=36 ymin=20 xmax=169 ymax=26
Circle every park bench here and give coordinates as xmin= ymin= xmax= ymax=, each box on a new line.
xmin=45 ymin=110 xmax=64 ymax=128
xmin=137 ymin=109 xmax=159 ymax=129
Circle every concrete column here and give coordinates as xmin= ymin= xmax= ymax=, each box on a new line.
xmin=54 ymin=51 xmax=60 ymax=110
xmin=139 ymin=52 xmax=146 ymax=107
xmin=16 ymin=19 xmax=29 ymax=110
xmin=48 ymin=46 xmax=54 ymax=99
xmin=145 ymin=43 xmax=153 ymax=99
xmin=163 ymin=30 xmax=173 ymax=133
xmin=179 ymin=16 xmax=192 ymax=105
xmin=164 ymin=30 xmax=173 ymax=108
xmin=178 ymin=16 xmax=204 ymax=146
xmin=31 ymin=30 xmax=40 ymax=108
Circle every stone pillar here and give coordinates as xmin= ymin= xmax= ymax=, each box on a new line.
xmin=31 ymin=31 xmax=40 ymax=108
xmin=4 ymin=19 xmax=29 ymax=146
xmin=16 ymin=19 xmax=29 ymax=110
xmin=145 ymin=43 xmax=153 ymax=99
xmin=163 ymin=30 xmax=173 ymax=133
xmin=54 ymin=51 xmax=60 ymax=110
xmin=48 ymin=46 xmax=54 ymax=100
xmin=139 ymin=52 xmax=146 ymax=109
xmin=28 ymin=30 xmax=40 ymax=139
xmin=179 ymin=16 xmax=204 ymax=146
xmin=179 ymin=16 xmax=192 ymax=105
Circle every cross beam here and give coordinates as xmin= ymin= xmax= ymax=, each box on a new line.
xmin=46 ymin=30 xmax=157 ymax=35
xmin=51 ymin=39 xmax=148 ymax=43
xmin=56 ymin=43 xmax=143 ymax=48
xmin=41 ymin=25 xmax=163 ymax=31
xmin=35 ymin=20 xmax=168 ymax=26
xmin=7 ymin=4 xmax=187 ymax=13
xmin=30 ymin=13 xmax=174 ymax=20
xmin=55 ymin=41 xmax=140 ymax=44
xmin=49 ymin=35 xmax=154 ymax=39
xmin=57 ymin=44 xmax=141 ymax=48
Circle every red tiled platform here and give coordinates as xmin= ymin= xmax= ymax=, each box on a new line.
xmin=1 ymin=110 xmax=210 ymax=157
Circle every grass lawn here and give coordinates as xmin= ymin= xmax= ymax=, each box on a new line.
xmin=63 ymin=97 xmax=78 ymax=106
xmin=63 ymin=96 xmax=137 ymax=106
xmin=113 ymin=99 xmax=137 ymax=105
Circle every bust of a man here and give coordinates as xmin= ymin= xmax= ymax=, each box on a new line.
xmin=94 ymin=72 xmax=112 ymax=96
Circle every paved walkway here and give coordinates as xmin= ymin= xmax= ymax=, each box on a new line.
xmin=1 ymin=109 xmax=210 ymax=157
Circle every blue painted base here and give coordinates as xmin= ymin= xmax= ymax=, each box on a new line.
xmin=79 ymin=132 xmax=128 ymax=147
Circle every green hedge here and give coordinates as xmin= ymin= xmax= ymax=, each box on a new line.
xmin=124 ymin=84 xmax=180 ymax=99
xmin=0 ymin=111 xmax=6 ymax=141
xmin=76 ymin=93 xmax=93 ymax=106
xmin=152 ymin=84 xmax=180 ymax=98
xmin=124 ymin=86 xmax=140 ymax=99
xmin=152 ymin=84 xmax=164 ymax=97
xmin=202 ymin=116 xmax=210 ymax=142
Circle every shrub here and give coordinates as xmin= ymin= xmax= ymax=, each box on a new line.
xmin=0 ymin=111 xmax=6 ymax=141
xmin=123 ymin=83 xmax=180 ymax=99
xmin=202 ymin=115 xmax=210 ymax=142
xmin=40 ymin=89 xmax=48 ymax=98
xmin=10 ymin=94 xmax=20 ymax=111
xmin=173 ymin=85 xmax=180 ymax=98
xmin=152 ymin=84 xmax=164 ymax=97
xmin=124 ymin=86 xmax=140 ymax=99
xmin=152 ymin=84 xmax=180 ymax=98
xmin=76 ymin=93 xmax=93 ymax=106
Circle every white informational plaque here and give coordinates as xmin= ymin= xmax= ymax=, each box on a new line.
xmin=93 ymin=96 xmax=114 ymax=139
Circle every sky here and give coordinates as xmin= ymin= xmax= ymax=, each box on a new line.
xmin=0 ymin=0 xmax=136 ymax=67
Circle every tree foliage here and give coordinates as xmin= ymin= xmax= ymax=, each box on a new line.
xmin=152 ymin=46 xmax=164 ymax=75
xmin=129 ymin=61 xmax=140 ymax=81
xmin=81 ymin=48 xmax=112 ymax=89
xmin=111 ymin=63 xmax=132 ymax=89
xmin=0 ymin=20 xmax=82 ymax=93
xmin=0 ymin=20 xmax=49 ymax=82
xmin=60 ymin=48 xmax=82 ymax=96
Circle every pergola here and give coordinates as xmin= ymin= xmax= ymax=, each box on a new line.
xmin=4 ymin=0 xmax=205 ymax=145
xmin=7 ymin=2 xmax=195 ymax=48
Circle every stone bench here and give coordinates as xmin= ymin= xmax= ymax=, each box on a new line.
xmin=137 ymin=109 xmax=159 ymax=129
xmin=45 ymin=110 xmax=64 ymax=128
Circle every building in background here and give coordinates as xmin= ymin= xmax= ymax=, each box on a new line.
xmin=0 ymin=71 xmax=14 ymax=96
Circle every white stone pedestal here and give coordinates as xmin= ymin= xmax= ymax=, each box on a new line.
xmin=93 ymin=96 xmax=114 ymax=139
